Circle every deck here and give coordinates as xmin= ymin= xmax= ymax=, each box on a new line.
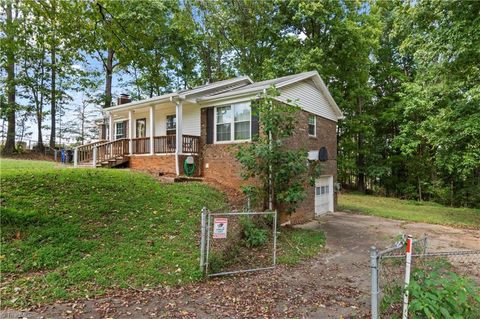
xmin=74 ymin=135 xmax=199 ymax=168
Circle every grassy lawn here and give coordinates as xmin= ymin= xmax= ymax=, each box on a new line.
xmin=338 ymin=193 xmax=480 ymax=229
xmin=1 ymin=158 xmax=57 ymax=170
xmin=0 ymin=158 xmax=325 ymax=308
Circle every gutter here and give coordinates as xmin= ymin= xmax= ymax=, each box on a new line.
xmin=104 ymin=93 xmax=179 ymax=113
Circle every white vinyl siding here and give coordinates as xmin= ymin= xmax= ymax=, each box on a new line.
xmin=182 ymin=103 xmax=201 ymax=136
xmin=131 ymin=103 xmax=201 ymax=137
xmin=277 ymin=79 xmax=338 ymax=122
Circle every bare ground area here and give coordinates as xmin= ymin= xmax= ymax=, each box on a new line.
xmin=3 ymin=212 xmax=479 ymax=319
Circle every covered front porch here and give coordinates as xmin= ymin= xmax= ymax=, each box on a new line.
xmin=75 ymin=99 xmax=201 ymax=175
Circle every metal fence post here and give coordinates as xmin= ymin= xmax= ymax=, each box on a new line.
xmin=200 ymin=207 xmax=207 ymax=274
xmin=273 ymin=210 xmax=277 ymax=266
xmin=371 ymin=246 xmax=379 ymax=319
xmin=423 ymin=234 xmax=428 ymax=255
xmin=205 ymin=211 xmax=211 ymax=277
xmin=402 ymin=235 xmax=413 ymax=319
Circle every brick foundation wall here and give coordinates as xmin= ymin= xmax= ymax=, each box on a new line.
xmin=129 ymin=154 xmax=202 ymax=177
xmin=129 ymin=155 xmax=176 ymax=175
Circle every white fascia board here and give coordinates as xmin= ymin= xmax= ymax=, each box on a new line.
xmin=104 ymin=93 xmax=179 ymax=113
xmin=197 ymin=91 xmax=261 ymax=106
xmin=197 ymin=72 xmax=317 ymax=104
xmin=179 ymin=76 xmax=253 ymax=99
xmin=310 ymin=73 xmax=344 ymax=119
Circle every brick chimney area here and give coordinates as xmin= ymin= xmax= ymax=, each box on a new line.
xmin=117 ymin=93 xmax=131 ymax=105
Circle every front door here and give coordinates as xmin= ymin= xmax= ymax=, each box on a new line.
xmin=315 ymin=176 xmax=333 ymax=216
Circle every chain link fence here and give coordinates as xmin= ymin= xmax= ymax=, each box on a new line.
xmin=200 ymin=208 xmax=277 ymax=277
xmin=371 ymin=235 xmax=480 ymax=318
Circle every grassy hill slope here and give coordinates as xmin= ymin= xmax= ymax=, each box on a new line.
xmin=1 ymin=160 xmax=225 ymax=307
xmin=0 ymin=159 xmax=325 ymax=308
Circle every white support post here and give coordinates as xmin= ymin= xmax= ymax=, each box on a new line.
xmin=92 ymin=147 xmax=97 ymax=168
xmin=175 ymin=101 xmax=183 ymax=176
xmin=402 ymin=235 xmax=413 ymax=319
xmin=200 ymin=207 xmax=207 ymax=273
xmin=108 ymin=113 xmax=114 ymax=141
xmin=128 ymin=110 xmax=134 ymax=155
xmin=149 ymin=105 xmax=155 ymax=155
xmin=73 ymin=148 xmax=78 ymax=167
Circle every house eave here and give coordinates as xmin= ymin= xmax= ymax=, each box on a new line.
xmin=103 ymin=93 xmax=179 ymax=113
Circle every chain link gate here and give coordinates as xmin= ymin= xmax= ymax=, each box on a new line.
xmin=199 ymin=208 xmax=277 ymax=277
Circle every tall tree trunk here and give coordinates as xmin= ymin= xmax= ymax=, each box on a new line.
xmin=357 ymin=133 xmax=365 ymax=192
xmin=37 ymin=111 xmax=43 ymax=152
xmin=49 ymin=44 xmax=56 ymax=148
xmin=356 ymin=97 xmax=365 ymax=192
xmin=4 ymin=2 xmax=16 ymax=154
xmin=104 ymin=48 xmax=114 ymax=109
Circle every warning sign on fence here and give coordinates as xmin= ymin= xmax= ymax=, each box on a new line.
xmin=213 ymin=218 xmax=228 ymax=239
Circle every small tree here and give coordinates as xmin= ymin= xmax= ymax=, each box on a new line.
xmin=236 ymin=86 xmax=311 ymax=215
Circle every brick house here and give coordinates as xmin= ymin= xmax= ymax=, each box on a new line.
xmin=75 ymin=71 xmax=343 ymax=224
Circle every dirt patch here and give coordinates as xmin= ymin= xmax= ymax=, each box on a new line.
xmin=3 ymin=212 xmax=479 ymax=318
xmin=1 ymin=151 xmax=55 ymax=162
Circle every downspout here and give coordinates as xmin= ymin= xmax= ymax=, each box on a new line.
xmin=173 ymin=96 xmax=184 ymax=176
xmin=264 ymin=88 xmax=273 ymax=212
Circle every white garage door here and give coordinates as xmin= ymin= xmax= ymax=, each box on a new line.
xmin=315 ymin=176 xmax=333 ymax=216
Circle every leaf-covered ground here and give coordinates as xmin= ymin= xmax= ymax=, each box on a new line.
xmin=0 ymin=159 xmax=325 ymax=309
xmin=338 ymin=193 xmax=480 ymax=229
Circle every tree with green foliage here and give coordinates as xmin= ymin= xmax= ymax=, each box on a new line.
xmin=1 ymin=0 xmax=18 ymax=154
xmin=236 ymin=87 xmax=311 ymax=215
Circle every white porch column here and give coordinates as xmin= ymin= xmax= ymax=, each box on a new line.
xmin=149 ymin=105 xmax=155 ymax=155
xmin=108 ymin=112 xmax=114 ymax=141
xmin=175 ymin=101 xmax=183 ymax=176
xmin=128 ymin=109 xmax=134 ymax=155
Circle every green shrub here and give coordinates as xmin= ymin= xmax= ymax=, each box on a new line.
xmin=240 ymin=217 xmax=268 ymax=248
xmin=408 ymin=266 xmax=480 ymax=318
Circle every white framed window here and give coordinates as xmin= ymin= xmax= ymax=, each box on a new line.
xmin=115 ymin=122 xmax=125 ymax=139
xmin=308 ymin=114 xmax=316 ymax=136
xmin=215 ymin=102 xmax=251 ymax=143
xmin=166 ymin=115 xmax=176 ymax=135
xmin=136 ymin=118 xmax=146 ymax=137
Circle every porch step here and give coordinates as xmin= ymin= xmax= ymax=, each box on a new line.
xmin=77 ymin=156 xmax=129 ymax=168
xmin=173 ymin=176 xmax=204 ymax=183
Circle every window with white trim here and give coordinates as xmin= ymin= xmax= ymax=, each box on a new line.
xmin=215 ymin=103 xmax=251 ymax=142
xmin=166 ymin=115 xmax=176 ymax=135
xmin=308 ymin=114 xmax=316 ymax=136
xmin=115 ymin=122 xmax=125 ymax=139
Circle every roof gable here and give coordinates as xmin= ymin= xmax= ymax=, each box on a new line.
xmin=198 ymin=71 xmax=343 ymax=121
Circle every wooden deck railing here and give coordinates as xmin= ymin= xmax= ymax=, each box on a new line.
xmin=154 ymin=135 xmax=177 ymax=154
xmin=76 ymin=140 xmax=106 ymax=163
xmin=182 ymin=135 xmax=199 ymax=154
xmin=132 ymin=137 xmax=150 ymax=154
xmin=95 ymin=138 xmax=129 ymax=165
xmin=74 ymin=135 xmax=200 ymax=167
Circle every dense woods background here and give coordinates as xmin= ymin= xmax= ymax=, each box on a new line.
xmin=1 ymin=0 xmax=479 ymax=207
